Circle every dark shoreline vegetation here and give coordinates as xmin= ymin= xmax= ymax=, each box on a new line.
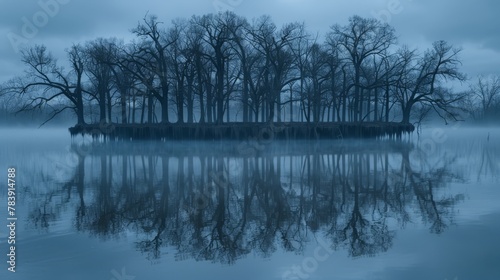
xmin=5 ymin=11 xmax=499 ymax=140
xmin=69 ymin=121 xmax=415 ymax=140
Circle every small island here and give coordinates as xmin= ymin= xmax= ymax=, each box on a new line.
xmin=69 ymin=121 xmax=414 ymax=140
xmin=3 ymin=13 xmax=469 ymax=140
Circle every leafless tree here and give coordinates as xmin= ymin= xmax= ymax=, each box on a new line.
xmin=84 ymin=38 xmax=119 ymax=123
xmin=248 ymin=16 xmax=304 ymax=122
xmin=466 ymin=75 xmax=500 ymax=120
xmin=330 ymin=15 xmax=397 ymax=122
xmin=131 ymin=14 xmax=176 ymax=123
xmin=10 ymin=44 xmax=87 ymax=125
xmin=394 ymin=41 xmax=466 ymax=124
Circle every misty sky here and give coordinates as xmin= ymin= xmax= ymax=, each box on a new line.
xmin=1 ymin=0 xmax=499 ymax=88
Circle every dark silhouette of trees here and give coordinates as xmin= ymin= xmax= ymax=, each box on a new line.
xmin=4 ymin=13 xmax=468 ymax=127
xmin=130 ymin=14 xmax=176 ymax=124
xmin=330 ymin=15 xmax=397 ymax=122
xmin=10 ymin=44 xmax=86 ymax=125
xmin=304 ymin=43 xmax=330 ymax=123
xmin=393 ymin=41 xmax=466 ymax=124
xmin=464 ymin=75 xmax=500 ymax=121
xmin=187 ymin=12 xmax=250 ymax=124
xmin=248 ymin=17 xmax=304 ymax=123
xmin=84 ymin=38 xmax=118 ymax=123
xmin=109 ymin=44 xmax=135 ymax=124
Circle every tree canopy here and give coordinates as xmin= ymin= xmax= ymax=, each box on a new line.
xmin=2 ymin=12 xmax=468 ymax=126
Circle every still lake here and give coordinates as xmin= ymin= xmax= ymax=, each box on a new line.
xmin=0 ymin=126 xmax=499 ymax=280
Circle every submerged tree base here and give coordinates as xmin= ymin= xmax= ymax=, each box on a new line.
xmin=69 ymin=122 xmax=414 ymax=140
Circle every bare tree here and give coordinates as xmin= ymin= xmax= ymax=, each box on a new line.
xmin=466 ymin=75 xmax=500 ymax=120
xmin=109 ymin=44 xmax=135 ymax=124
xmin=166 ymin=20 xmax=189 ymax=123
xmin=11 ymin=44 xmax=86 ymax=126
xmin=84 ymin=38 xmax=118 ymax=123
xmin=3 ymin=13 xmax=472 ymax=128
xmin=248 ymin=16 xmax=304 ymax=122
xmin=184 ymin=21 xmax=211 ymax=123
xmin=330 ymin=15 xmax=397 ymax=122
xmin=394 ymin=41 xmax=466 ymax=124
xmin=191 ymin=12 xmax=247 ymax=124
xmin=121 ymin=41 xmax=161 ymax=124
xmin=131 ymin=14 xmax=176 ymax=123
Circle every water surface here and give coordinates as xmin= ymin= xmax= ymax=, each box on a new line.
xmin=0 ymin=126 xmax=499 ymax=280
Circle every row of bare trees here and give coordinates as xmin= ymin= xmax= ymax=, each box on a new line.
xmin=463 ymin=75 xmax=500 ymax=121
xmin=3 ymin=12 xmax=466 ymax=126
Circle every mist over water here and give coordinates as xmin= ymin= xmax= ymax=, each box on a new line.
xmin=0 ymin=126 xmax=499 ymax=280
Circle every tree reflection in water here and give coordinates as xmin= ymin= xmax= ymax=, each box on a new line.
xmin=27 ymin=140 xmax=465 ymax=263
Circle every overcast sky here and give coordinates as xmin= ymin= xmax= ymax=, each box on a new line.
xmin=1 ymin=0 xmax=499 ymax=87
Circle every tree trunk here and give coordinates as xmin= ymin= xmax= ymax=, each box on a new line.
xmin=216 ymin=54 xmax=224 ymax=124
xmin=187 ymin=73 xmax=194 ymax=124
xmin=385 ymin=82 xmax=390 ymax=123
xmin=76 ymin=95 xmax=85 ymax=125
xmin=242 ymin=70 xmax=249 ymax=122
xmin=353 ymin=68 xmax=361 ymax=122
xmin=73 ymin=83 xmax=86 ymax=125
xmin=177 ymin=82 xmax=184 ymax=124
xmin=106 ymin=89 xmax=112 ymax=123
xmin=120 ymin=92 xmax=127 ymax=124
xmin=207 ymin=80 xmax=213 ymax=123
xmin=161 ymin=85 xmax=169 ymax=124
xmin=147 ymin=91 xmax=154 ymax=124
xmin=99 ymin=90 xmax=106 ymax=123
xmin=401 ymin=102 xmax=412 ymax=124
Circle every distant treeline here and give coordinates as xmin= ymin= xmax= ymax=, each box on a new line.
xmin=1 ymin=12 xmax=486 ymax=126
xmin=462 ymin=75 xmax=500 ymax=123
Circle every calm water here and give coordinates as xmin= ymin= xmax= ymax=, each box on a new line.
xmin=0 ymin=126 xmax=499 ymax=280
